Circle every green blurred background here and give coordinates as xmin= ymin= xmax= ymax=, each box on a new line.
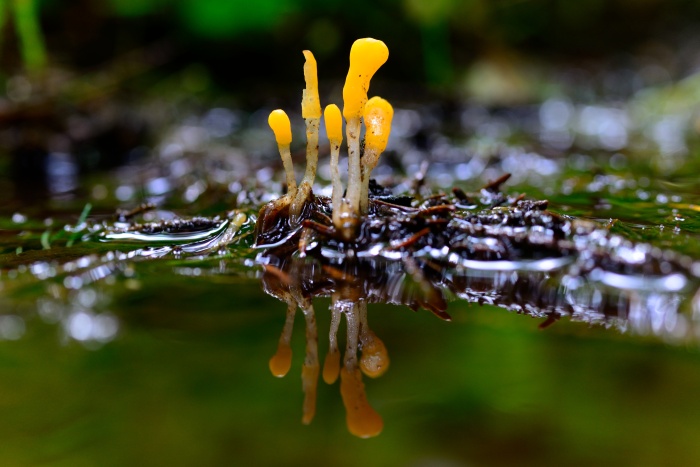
xmin=2 ymin=2 xmax=700 ymax=466
xmin=5 ymin=0 xmax=700 ymax=105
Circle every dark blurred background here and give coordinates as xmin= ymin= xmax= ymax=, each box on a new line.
xmin=2 ymin=0 xmax=700 ymax=207
xmin=8 ymin=0 xmax=700 ymax=107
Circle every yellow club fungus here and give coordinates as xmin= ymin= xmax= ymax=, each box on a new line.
xmin=342 ymin=38 xmax=389 ymax=223
xmin=324 ymin=103 xmax=344 ymax=143
xmin=342 ymin=38 xmax=390 ymax=120
xmin=267 ymin=109 xmax=297 ymax=195
xmin=358 ymin=96 xmax=394 ymax=214
xmin=292 ymin=50 xmax=323 ymax=221
xmin=263 ymin=37 xmax=393 ymax=242
xmin=301 ymin=50 xmax=322 ymax=119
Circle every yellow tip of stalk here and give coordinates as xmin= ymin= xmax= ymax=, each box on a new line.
xmin=342 ymin=38 xmax=389 ymax=120
xmin=268 ymin=109 xmax=292 ymax=146
xmin=302 ymin=50 xmax=322 ymax=119
xmin=269 ymin=344 xmax=292 ymax=377
xmin=363 ymin=96 xmax=394 ymax=154
xmin=324 ymin=104 xmax=343 ymax=143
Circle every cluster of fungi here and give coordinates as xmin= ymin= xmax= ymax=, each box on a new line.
xmin=259 ymin=37 xmax=394 ymax=438
xmin=260 ymin=37 xmax=393 ymax=242
xmin=253 ymin=38 xmax=698 ymax=438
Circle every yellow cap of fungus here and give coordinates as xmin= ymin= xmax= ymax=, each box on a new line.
xmin=363 ymin=96 xmax=393 ymax=153
xmin=268 ymin=109 xmax=292 ymax=146
xmin=324 ymin=104 xmax=343 ymax=143
xmin=342 ymin=38 xmax=389 ymax=120
xmin=302 ymin=50 xmax=322 ymax=119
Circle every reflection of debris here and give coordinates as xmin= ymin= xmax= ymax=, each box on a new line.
xmin=263 ymin=263 xmax=388 ymax=438
xmin=258 ymin=220 xmax=698 ymax=434
xmin=0 ymin=209 xmax=254 ymax=346
xmin=256 ymin=176 xmax=698 ymax=288
xmin=255 ymin=171 xmax=700 ymax=434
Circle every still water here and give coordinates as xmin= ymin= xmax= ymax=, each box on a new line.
xmin=2 ymin=85 xmax=700 ymax=465
xmin=2 ymin=198 xmax=700 ymax=466
xmin=1 ymin=266 xmax=700 ymax=466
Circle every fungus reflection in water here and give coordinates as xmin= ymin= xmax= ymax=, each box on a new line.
xmin=259 ymin=247 xmax=699 ymax=437
xmin=262 ymin=257 xmax=389 ymax=439
xmin=2 ymin=33 xmax=696 ymax=445
xmin=252 ymin=37 xmax=700 ymax=437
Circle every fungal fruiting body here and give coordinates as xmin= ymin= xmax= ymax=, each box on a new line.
xmin=359 ymin=96 xmax=393 ymax=214
xmin=324 ymin=104 xmax=346 ymax=230
xmin=261 ymin=37 xmax=392 ymax=244
xmin=260 ymin=37 xmax=395 ymax=438
xmin=257 ymin=37 xmax=700 ymax=440
xmin=267 ymin=109 xmax=296 ymax=195
xmin=342 ymin=38 xmax=389 ymax=222
xmin=291 ymin=50 xmax=323 ymax=223
xmin=255 ymin=109 xmax=298 ymax=244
